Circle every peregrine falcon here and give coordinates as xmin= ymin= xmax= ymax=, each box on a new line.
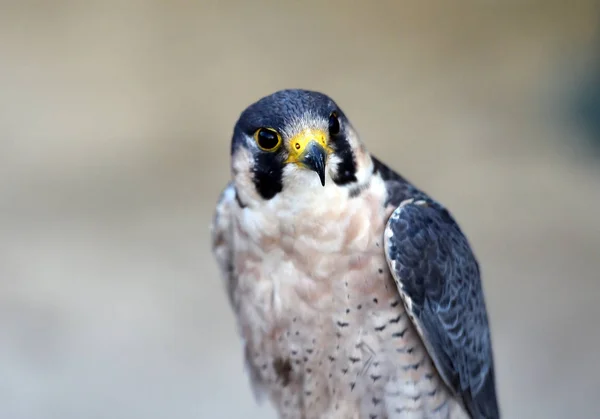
xmin=211 ymin=89 xmax=500 ymax=419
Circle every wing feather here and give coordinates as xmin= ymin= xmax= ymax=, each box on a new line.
xmin=211 ymin=183 xmax=239 ymax=310
xmin=374 ymin=157 xmax=500 ymax=419
xmin=210 ymin=182 xmax=265 ymax=399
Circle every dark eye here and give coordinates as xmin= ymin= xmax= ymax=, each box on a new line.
xmin=328 ymin=111 xmax=341 ymax=136
xmin=254 ymin=128 xmax=282 ymax=151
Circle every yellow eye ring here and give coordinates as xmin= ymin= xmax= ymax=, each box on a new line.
xmin=253 ymin=128 xmax=282 ymax=152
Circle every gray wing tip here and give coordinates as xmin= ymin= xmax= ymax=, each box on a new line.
xmin=463 ymin=365 xmax=501 ymax=419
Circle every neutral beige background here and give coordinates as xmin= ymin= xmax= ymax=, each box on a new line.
xmin=1 ymin=1 xmax=600 ymax=418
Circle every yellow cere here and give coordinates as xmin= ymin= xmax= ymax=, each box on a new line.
xmin=285 ymin=128 xmax=333 ymax=164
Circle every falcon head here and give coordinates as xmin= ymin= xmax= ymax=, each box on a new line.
xmin=230 ymin=89 xmax=374 ymax=206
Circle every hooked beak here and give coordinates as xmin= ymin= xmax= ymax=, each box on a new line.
xmin=285 ymin=128 xmax=331 ymax=187
xmin=301 ymin=141 xmax=327 ymax=186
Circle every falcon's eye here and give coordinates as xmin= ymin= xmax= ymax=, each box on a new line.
xmin=254 ymin=128 xmax=282 ymax=151
xmin=328 ymin=112 xmax=341 ymax=136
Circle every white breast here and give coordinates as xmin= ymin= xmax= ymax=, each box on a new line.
xmin=226 ymin=175 xmax=463 ymax=418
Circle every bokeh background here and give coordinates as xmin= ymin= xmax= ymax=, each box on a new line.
xmin=1 ymin=1 xmax=600 ymax=418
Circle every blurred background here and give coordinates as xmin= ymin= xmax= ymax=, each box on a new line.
xmin=1 ymin=1 xmax=600 ymax=418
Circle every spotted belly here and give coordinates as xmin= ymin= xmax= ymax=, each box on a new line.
xmin=240 ymin=267 xmax=465 ymax=419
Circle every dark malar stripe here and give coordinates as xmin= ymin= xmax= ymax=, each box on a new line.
xmin=331 ymin=137 xmax=358 ymax=186
xmin=252 ymin=153 xmax=284 ymax=200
